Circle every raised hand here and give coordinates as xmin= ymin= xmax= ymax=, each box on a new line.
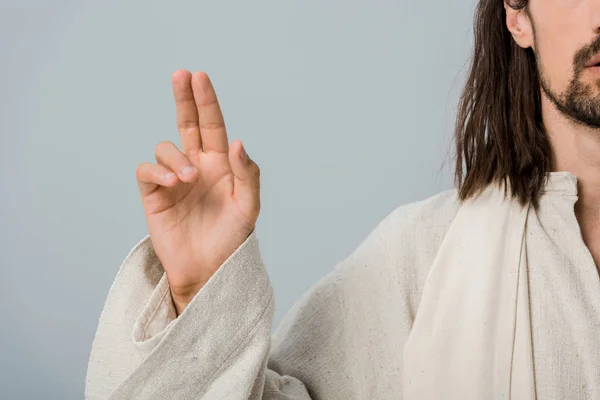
xmin=135 ymin=70 xmax=261 ymax=315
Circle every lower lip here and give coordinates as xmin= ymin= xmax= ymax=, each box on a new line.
xmin=587 ymin=66 xmax=600 ymax=74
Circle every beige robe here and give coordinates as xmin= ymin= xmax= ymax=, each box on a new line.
xmin=85 ymin=171 xmax=600 ymax=399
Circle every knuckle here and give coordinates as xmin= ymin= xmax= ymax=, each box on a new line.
xmin=200 ymin=120 xmax=225 ymax=131
xmin=198 ymin=97 xmax=219 ymax=108
xmin=177 ymin=120 xmax=198 ymax=132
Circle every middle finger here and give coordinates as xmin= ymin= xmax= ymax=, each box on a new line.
xmin=191 ymin=71 xmax=230 ymax=154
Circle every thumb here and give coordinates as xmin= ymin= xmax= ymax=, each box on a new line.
xmin=230 ymin=140 xmax=260 ymax=212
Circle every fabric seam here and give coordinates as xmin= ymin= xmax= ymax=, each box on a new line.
xmin=140 ymin=278 xmax=171 ymax=341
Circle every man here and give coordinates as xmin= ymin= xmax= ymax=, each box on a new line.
xmin=85 ymin=0 xmax=600 ymax=398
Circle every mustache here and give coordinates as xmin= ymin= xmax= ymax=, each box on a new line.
xmin=574 ymin=35 xmax=600 ymax=72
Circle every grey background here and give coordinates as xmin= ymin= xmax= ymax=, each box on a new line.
xmin=1 ymin=0 xmax=475 ymax=398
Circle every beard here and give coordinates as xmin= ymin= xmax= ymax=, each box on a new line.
xmin=538 ymin=35 xmax=600 ymax=129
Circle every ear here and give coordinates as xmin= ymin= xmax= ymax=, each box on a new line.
xmin=504 ymin=2 xmax=534 ymax=49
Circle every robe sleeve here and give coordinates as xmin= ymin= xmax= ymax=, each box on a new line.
xmin=86 ymin=229 xmax=312 ymax=399
xmin=86 ymin=220 xmax=397 ymax=399
xmin=130 ymin=272 xmax=177 ymax=358
xmin=86 ymin=190 xmax=456 ymax=399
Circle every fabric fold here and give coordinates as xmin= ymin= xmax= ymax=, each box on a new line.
xmin=403 ymin=182 xmax=536 ymax=399
xmin=107 ymin=230 xmax=276 ymax=399
xmin=132 ymin=271 xmax=177 ymax=358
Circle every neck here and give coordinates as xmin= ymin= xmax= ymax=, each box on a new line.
xmin=543 ymin=93 xmax=600 ymax=225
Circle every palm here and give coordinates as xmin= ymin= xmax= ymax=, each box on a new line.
xmin=136 ymin=71 xmax=260 ymax=299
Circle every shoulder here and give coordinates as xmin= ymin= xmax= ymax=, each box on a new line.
xmin=378 ymin=188 xmax=461 ymax=240
xmin=347 ymin=188 xmax=461 ymax=269
xmin=283 ymin=187 xmax=461 ymax=313
xmin=269 ymin=189 xmax=462 ymax=389
xmin=332 ymin=188 xmax=461 ymax=314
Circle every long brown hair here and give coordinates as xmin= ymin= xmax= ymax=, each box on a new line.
xmin=454 ymin=0 xmax=550 ymax=210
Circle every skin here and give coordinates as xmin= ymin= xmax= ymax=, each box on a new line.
xmin=141 ymin=2 xmax=600 ymax=316
xmin=506 ymin=0 xmax=600 ymax=269
xmin=135 ymin=71 xmax=261 ymax=315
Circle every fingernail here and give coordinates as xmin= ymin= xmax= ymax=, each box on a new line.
xmin=181 ymin=166 xmax=197 ymax=176
xmin=240 ymin=145 xmax=249 ymax=161
xmin=165 ymin=172 xmax=176 ymax=180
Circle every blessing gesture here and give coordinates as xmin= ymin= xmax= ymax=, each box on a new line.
xmin=135 ymin=70 xmax=261 ymax=315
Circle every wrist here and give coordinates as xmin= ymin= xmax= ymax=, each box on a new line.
xmin=169 ymin=282 xmax=206 ymax=316
xmin=171 ymin=295 xmax=187 ymax=317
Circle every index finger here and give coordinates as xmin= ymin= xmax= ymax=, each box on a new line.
xmin=172 ymin=69 xmax=202 ymax=156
